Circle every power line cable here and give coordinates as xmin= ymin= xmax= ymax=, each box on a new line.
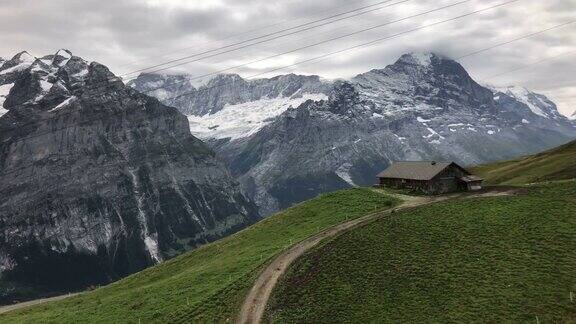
xmin=457 ymin=20 xmax=576 ymax=59
xmin=481 ymin=49 xmax=576 ymax=80
xmin=120 ymin=0 xmax=401 ymax=77
xmin=116 ymin=0 xmax=370 ymax=70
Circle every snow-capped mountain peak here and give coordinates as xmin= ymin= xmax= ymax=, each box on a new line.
xmin=490 ymin=85 xmax=565 ymax=120
xmin=12 ymin=51 xmax=35 ymax=63
xmin=55 ymin=48 xmax=72 ymax=58
xmin=351 ymin=52 xmax=493 ymax=120
xmin=135 ymin=52 xmax=576 ymax=216
xmin=52 ymin=49 xmax=73 ymax=66
xmin=0 ymin=49 xmax=98 ymax=117
xmin=397 ymin=52 xmax=437 ymax=67
xmin=0 ymin=51 xmax=36 ymax=75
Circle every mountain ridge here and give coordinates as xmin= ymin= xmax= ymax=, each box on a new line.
xmin=0 ymin=49 xmax=260 ymax=302
xmin=132 ymin=52 xmax=576 ymax=215
xmin=473 ymin=139 xmax=576 ymax=185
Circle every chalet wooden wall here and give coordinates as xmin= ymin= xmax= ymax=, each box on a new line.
xmin=379 ymin=164 xmax=470 ymax=195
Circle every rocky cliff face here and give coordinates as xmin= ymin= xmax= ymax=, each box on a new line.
xmin=128 ymin=73 xmax=331 ymax=116
xmin=133 ymin=53 xmax=576 ymax=215
xmin=0 ymin=50 xmax=259 ymax=303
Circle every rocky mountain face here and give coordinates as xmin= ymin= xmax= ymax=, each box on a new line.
xmin=0 ymin=50 xmax=259 ymax=303
xmin=128 ymin=73 xmax=331 ymax=116
xmin=132 ymin=53 xmax=576 ymax=215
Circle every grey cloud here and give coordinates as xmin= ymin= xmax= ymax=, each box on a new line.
xmin=0 ymin=0 xmax=574 ymax=116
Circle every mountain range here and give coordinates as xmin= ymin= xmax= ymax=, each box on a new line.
xmin=1 ymin=49 xmax=574 ymax=302
xmin=0 ymin=50 xmax=259 ymax=302
xmin=130 ymin=52 xmax=576 ymax=215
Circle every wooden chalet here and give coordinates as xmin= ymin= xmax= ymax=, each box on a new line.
xmin=377 ymin=161 xmax=483 ymax=195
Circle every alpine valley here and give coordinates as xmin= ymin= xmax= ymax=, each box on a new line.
xmin=0 ymin=50 xmax=259 ymax=303
xmin=130 ymin=52 xmax=576 ymax=215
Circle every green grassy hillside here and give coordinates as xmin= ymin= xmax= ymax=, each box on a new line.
xmin=0 ymin=189 xmax=398 ymax=323
xmin=266 ymin=182 xmax=576 ymax=323
xmin=472 ymin=140 xmax=576 ymax=185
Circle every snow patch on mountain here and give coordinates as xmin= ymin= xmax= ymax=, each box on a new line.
xmin=39 ymin=79 xmax=53 ymax=92
xmin=189 ymin=75 xmax=216 ymax=89
xmin=0 ymin=49 xmax=97 ymax=112
xmin=136 ymin=52 xmax=576 ymax=217
xmin=0 ymin=83 xmax=13 ymax=97
xmin=73 ymin=68 xmax=89 ymax=78
xmin=188 ymin=93 xmax=327 ymax=140
xmin=0 ymin=83 xmax=13 ymax=102
xmin=55 ymin=49 xmax=71 ymax=58
xmin=410 ymin=52 xmax=433 ymax=67
xmin=503 ymin=86 xmax=548 ymax=117
xmin=0 ymin=106 xmax=8 ymax=118
xmin=0 ymin=51 xmax=36 ymax=75
xmin=0 ymin=83 xmax=14 ymax=116
xmin=54 ymin=49 xmax=72 ymax=67
xmin=51 ymin=96 xmax=77 ymax=111
xmin=34 ymin=79 xmax=54 ymax=102
xmin=335 ymin=163 xmax=355 ymax=186
xmin=423 ymin=126 xmax=444 ymax=144
xmin=492 ymin=85 xmax=566 ymax=121
xmin=395 ymin=52 xmax=436 ymax=68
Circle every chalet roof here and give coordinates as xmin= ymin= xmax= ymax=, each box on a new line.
xmin=377 ymin=161 xmax=462 ymax=181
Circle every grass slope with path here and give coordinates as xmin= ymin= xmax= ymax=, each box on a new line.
xmin=472 ymin=140 xmax=576 ymax=185
xmin=0 ymin=188 xmax=398 ymax=323
xmin=265 ymin=182 xmax=576 ymax=323
xmin=237 ymin=189 xmax=441 ymax=324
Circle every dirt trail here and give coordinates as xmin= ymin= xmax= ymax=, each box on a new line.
xmin=236 ymin=193 xmax=439 ymax=324
xmin=0 ymin=293 xmax=79 ymax=315
xmin=236 ymin=189 xmax=519 ymax=324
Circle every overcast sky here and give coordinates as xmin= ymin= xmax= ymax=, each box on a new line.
xmin=1 ymin=0 xmax=574 ymax=116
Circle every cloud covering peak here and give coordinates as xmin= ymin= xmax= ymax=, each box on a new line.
xmin=0 ymin=0 xmax=573 ymax=116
